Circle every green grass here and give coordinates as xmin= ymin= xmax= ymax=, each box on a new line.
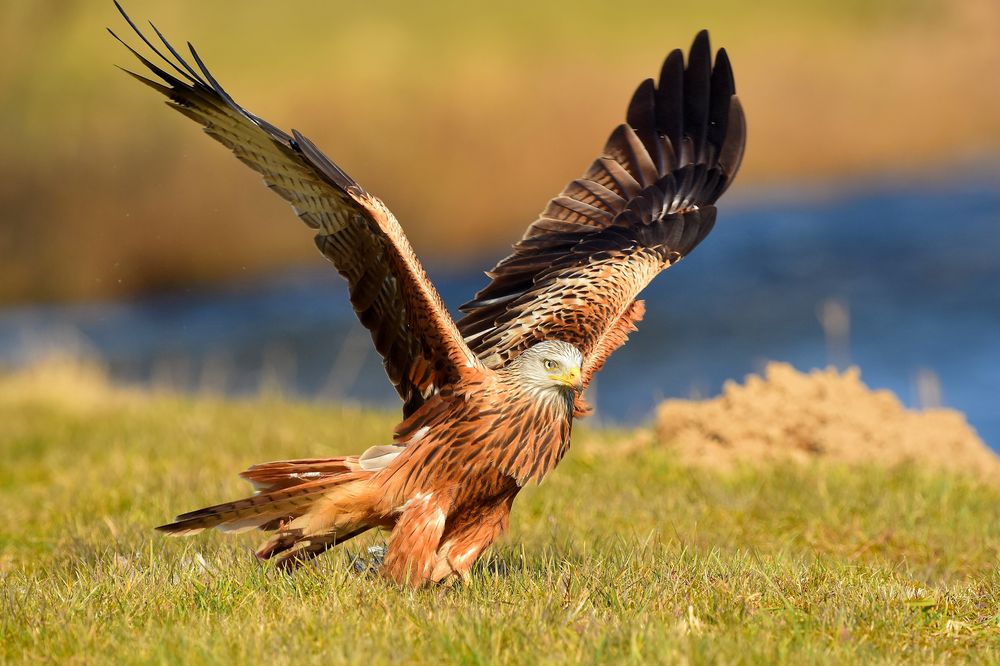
xmin=2 ymin=368 xmax=999 ymax=663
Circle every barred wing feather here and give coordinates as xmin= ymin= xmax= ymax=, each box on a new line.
xmin=458 ymin=31 xmax=746 ymax=381
xmin=110 ymin=2 xmax=481 ymax=416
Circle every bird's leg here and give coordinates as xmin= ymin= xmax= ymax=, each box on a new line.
xmin=380 ymin=491 xmax=451 ymax=587
xmin=430 ymin=500 xmax=512 ymax=584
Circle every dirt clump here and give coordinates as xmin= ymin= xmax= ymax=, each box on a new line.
xmin=655 ymin=362 xmax=997 ymax=477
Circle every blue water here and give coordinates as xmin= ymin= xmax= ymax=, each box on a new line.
xmin=1 ymin=173 xmax=997 ymax=447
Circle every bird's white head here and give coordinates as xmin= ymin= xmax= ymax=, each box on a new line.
xmin=509 ymin=340 xmax=584 ymax=398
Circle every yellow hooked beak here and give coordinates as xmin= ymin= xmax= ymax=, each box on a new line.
xmin=551 ymin=366 xmax=583 ymax=392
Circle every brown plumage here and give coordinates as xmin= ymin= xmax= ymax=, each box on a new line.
xmin=112 ymin=3 xmax=745 ymax=586
xmin=457 ymin=30 xmax=744 ymax=371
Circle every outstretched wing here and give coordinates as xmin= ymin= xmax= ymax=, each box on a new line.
xmin=457 ymin=31 xmax=745 ymax=381
xmin=110 ymin=3 xmax=481 ymax=416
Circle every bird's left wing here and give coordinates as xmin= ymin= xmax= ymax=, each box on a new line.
xmin=110 ymin=3 xmax=481 ymax=415
xmin=457 ymin=32 xmax=745 ymax=389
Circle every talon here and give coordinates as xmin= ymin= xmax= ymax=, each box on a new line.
xmin=367 ymin=545 xmax=387 ymax=567
xmin=351 ymin=544 xmax=387 ymax=573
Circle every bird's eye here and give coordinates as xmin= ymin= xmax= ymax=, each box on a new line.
xmin=543 ymin=359 xmax=557 ymax=371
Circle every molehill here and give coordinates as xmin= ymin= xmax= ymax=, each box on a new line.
xmin=655 ymin=362 xmax=996 ymax=478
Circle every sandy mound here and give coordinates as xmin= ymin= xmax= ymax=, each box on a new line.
xmin=655 ymin=362 xmax=997 ymax=477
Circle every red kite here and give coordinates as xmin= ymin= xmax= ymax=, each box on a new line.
xmin=111 ymin=2 xmax=745 ymax=586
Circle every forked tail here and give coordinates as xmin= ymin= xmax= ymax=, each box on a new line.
xmin=157 ymin=452 xmax=398 ymax=569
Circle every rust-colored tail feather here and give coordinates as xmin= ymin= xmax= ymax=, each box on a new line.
xmin=239 ymin=456 xmax=362 ymax=492
xmin=156 ymin=476 xmax=345 ymax=535
xmin=156 ymin=470 xmax=381 ymax=569
xmin=157 ymin=446 xmax=402 ymax=569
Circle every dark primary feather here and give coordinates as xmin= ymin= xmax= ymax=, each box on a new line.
xmin=110 ymin=1 xmax=481 ymax=417
xmin=457 ymin=30 xmax=746 ymax=375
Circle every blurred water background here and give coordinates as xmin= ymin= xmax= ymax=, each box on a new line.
xmin=2 ymin=171 xmax=997 ymax=447
xmin=1 ymin=2 xmax=997 ymax=446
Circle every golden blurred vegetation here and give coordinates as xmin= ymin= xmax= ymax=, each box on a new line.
xmin=1 ymin=0 xmax=998 ymax=303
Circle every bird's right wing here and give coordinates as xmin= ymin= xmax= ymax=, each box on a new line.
xmin=457 ymin=31 xmax=745 ymax=385
xmin=110 ymin=3 xmax=481 ymax=415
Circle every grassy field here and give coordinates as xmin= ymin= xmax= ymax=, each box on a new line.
xmin=2 ymin=365 xmax=1000 ymax=663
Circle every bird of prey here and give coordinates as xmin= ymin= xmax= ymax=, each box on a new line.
xmin=111 ymin=2 xmax=744 ymax=586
